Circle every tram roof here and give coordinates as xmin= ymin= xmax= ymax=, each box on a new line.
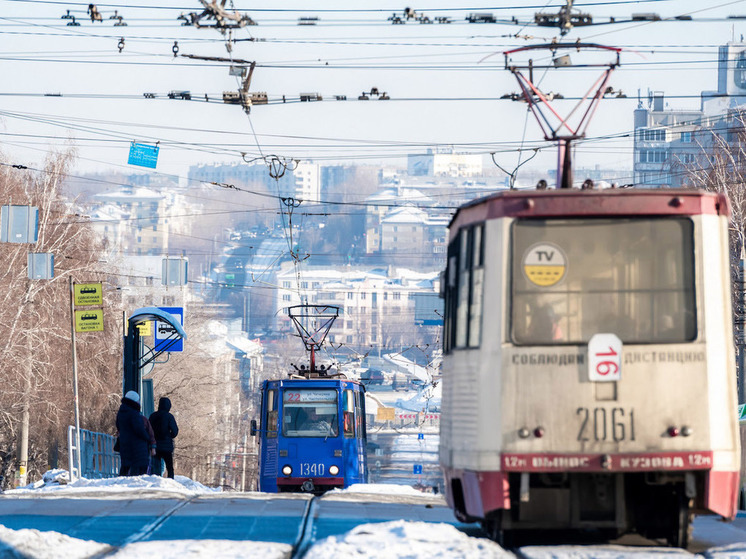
xmin=264 ymin=378 xmax=365 ymax=389
xmin=449 ymin=188 xmax=730 ymax=233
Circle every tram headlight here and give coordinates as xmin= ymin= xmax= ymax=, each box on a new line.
xmin=329 ymin=465 xmax=340 ymax=476
xmin=282 ymin=465 xmax=293 ymax=476
xmin=681 ymin=425 xmax=693 ymax=437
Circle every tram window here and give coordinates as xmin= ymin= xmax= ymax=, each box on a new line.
xmin=445 ymin=223 xmax=485 ymax=352
xmin=343 ymin=390 xmax=354 ymax=438
xmin=282 ymin=389 xmax=339 ymax=438
xmin=511 ymin=218 xmax=696 ymax=345
xmin=265 ymin=389 xmax=278 ymax=439
xmin=354 ymin=390 xmax=365 ymax=438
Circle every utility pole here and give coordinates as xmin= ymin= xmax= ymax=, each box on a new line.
xmin=16 ymin=282 xmax=33 ymax=487
xmin=69 ymin=277 xmax=82 ymax=480
xmin=738 ymin=248 xmax=746 ymax=404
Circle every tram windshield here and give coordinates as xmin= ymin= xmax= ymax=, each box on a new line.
xmin=282 ymin=389 xmax=339 ymax=438
xmin=512 ymin=217 xmax=696 ymax=345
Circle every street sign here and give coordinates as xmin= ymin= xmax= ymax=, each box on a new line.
xmin=127 ymin=142 xmax=159 ymax=168
xmin=74 ymin=309 xmax=104 ymax=332
xmin=73 ymin=283 xmax=102 ymax=306
xmin=413 ymin=464 xmax=423 ymax=475
xmin=154 ymin=306 xmax=184 ymax=352
xmin=162 ymin=257 xmax=188 ymax=286
xmin=1 ymin=205 xmax=38 ymax=243
xmin=28 ymin=252 xmax=54 ymax=280
xmin=376 ymin=407 xmax=395 ymax=421
xmin=418 ymin=433 xmax=424 ymax=440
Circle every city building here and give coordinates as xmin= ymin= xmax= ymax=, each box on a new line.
xmin=91 ymin=186 xmax=169 ymax=255
xmin=274 ymin=264 xmax=441 ymax=352
xmin=407 ymin=149 xmax=483 ymax=177
xmin=632 ymin=41 xmax=746 ymax=188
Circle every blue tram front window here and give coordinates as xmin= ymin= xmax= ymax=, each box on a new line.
xmin=282 ymin=389 xmax=339 ymax=438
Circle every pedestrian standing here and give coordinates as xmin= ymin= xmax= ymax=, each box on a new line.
xmin=115 ymin=391 xmax=151 ymax=476
xmin=148 ymin=397 xmax=179 ymax=478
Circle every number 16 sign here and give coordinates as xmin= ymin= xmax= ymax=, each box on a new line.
xmin=588 ymin=333 xmax=622 ymax=382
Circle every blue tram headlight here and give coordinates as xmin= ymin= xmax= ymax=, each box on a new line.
xmin=282 ymin=465 xmax=293 ymax=476
xmin=329 ymin=465 xmax=340 ymax=476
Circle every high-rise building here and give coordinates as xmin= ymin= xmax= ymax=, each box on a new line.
xmin=633 ymin=42 xmax=746 ymax=188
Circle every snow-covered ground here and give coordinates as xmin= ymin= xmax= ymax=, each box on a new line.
xmin=6 ymin=469 xmax=218 ymax=496
xmin=2 ymin=473 xmax=746 ymax=558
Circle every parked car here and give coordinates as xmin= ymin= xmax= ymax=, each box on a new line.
xmin=360 ymin=369 xmax=384 ymax=386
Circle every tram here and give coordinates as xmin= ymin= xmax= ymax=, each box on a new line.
xmin=251 ymin=305 xmax=368 ymax=493
xmin=439 ymin=187 xmax=741 ymax=546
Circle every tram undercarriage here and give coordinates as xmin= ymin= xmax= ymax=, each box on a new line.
xmin=466 ymin=472 xmax=697 ymax=548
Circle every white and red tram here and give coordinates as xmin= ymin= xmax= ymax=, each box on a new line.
xmin=439 ymin=187 xmax=741 ymax=546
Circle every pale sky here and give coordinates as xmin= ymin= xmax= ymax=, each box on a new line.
xmin=2 ymin=0 xmax=746 ymax=184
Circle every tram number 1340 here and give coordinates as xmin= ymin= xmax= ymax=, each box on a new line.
xmin=577 ymin=407 xmax=636 ymax=442
xmin=299 ymin=463 xmax=326 ymax=476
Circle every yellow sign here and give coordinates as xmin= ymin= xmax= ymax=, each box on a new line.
xmin=523 ymin=243 xmax=567 ymax=287
xmin=75 ymin=309 xmax=104 ymax=332
xmin=136 ymin=321 xmax=152 ymax=336
xmin=376 ymin=407 xmax=396 ymax=421
xmin=74 ymin=283 xmax=103 ymax=306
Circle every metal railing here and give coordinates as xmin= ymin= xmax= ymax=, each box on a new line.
xmin=67 ymin=426 xmax=120 ymax=480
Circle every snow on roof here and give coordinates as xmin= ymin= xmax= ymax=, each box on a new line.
xmin=381 ymin=205 xmax=428 ymax=224
xmin=89 ymin=204 xmax=127 ymax=221
xmin=383 ymin=354 xmax=430 ymax=382
xmin=395 ymin=383 xmax=441 ymax=413
xmin=226 ymin=335 xmax=262 ymax=356
xmin=365 ymin=188 xmax=433 ymax=204
xmin=93 ymin=186 xmax=165 ymax=202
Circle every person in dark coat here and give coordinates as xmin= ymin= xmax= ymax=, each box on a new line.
xmin=148 ymin=397 xmax=179 ymax=478
xmin=115 ymin=391 xmax=151 ymax=476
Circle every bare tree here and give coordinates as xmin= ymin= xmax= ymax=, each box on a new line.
xmin=684 ymin=112 xmax=746 ymax=288
xmin=0 ymin=150 xmax=123 ymax=489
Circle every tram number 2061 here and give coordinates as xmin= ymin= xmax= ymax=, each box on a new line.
xmin=577 ymin=407 xmax=636 ymax=442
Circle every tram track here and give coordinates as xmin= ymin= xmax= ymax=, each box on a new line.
xmin=88 ymin=495 xmax=199 ymax=559
xmin=291 ymin=495 xmax=319 ymax=559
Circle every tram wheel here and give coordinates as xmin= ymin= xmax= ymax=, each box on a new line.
xmin=482 ymin=514 xmax=515 ymax=549
xmin=668 ymin=493 xmax=692 ymax=548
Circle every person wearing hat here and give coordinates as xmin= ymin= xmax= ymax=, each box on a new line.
xmin=116 ymin=390 xmax=151 ymax=476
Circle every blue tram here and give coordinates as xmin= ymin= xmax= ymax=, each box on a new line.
xmin=252 ymin=376 xmax=368 ymax=493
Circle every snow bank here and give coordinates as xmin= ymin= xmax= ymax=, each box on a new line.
xmin=107 ymin=540 xmax=291 ymax=559
xmin=705 ymin=542 xmax=746 ymax=558
xmin=303 ymin=520 xmax=512 ymax=559
xmin=329 ymin=483 xmax=437 ymax=497
xmin=0 ymin=525 xmax=291 ymax=559
xmin=518 ymin=545 xmax=694 ymax=558
xmin=5 ymin=470 xmax=220 ymax=496
xmin=0 ymin=525 xmax=109 ymax=559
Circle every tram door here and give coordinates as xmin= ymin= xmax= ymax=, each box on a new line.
xmin=356 ymin=389 xmax=368 ymax=480
xmin=341 ymin=388 xmax=367 ymax=483
xmin=259 ymin=387 xmax=279 ymax=490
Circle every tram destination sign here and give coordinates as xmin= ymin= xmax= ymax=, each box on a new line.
xmin=283 ymin=390 xmax=336 ymax=403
